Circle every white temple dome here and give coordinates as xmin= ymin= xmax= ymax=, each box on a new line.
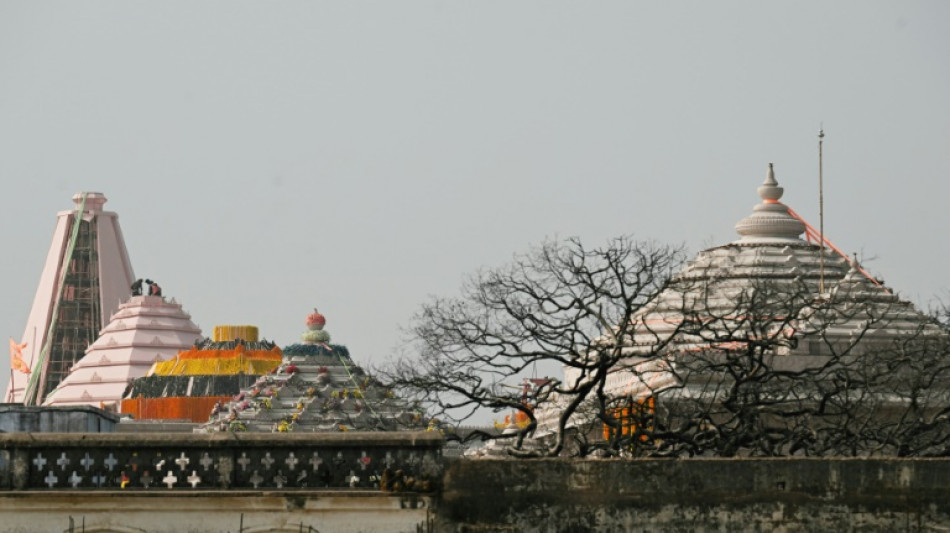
xmin=558 ymin=162 xmax=934 ymax=406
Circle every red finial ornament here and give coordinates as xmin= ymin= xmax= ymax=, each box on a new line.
xmin=306 ymin=308 xmax=326 ymax=330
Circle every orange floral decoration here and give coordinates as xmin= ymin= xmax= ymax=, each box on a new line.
xmin=602 ymin=397 xmax=655 ymax=441
xmin=120 ymin=396 xmax=234 ymax=423
xmin=149 ymin=345 xmax=282 ymax=376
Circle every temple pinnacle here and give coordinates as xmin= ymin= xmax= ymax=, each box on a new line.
xmin=757 ymin=163 xmax=784 ymax=203
xmin=735 ymin=163 xmax=805 ymax=242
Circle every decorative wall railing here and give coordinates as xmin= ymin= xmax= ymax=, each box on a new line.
xmin=0 ymin=431 xmax=442 ymax=492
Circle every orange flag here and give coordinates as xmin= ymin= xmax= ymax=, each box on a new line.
xmin=9 ymin=338 xmax=30 ymax=374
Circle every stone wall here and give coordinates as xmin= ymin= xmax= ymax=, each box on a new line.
xmin=436 ymin=457 xmax=950 ymax=532
xmin=0 ymin=431 xmax=440 ymax=533
xmin=0 ymin=404 xmax=119 ymax=433
xmin=5 ymin=430 xmax=950 ymax=532
xmin=0 ymin=431 xmax=441 ymax=491
xmin=0 ymin=492 xmax=433 ymax=533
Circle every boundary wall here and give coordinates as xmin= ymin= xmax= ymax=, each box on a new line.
xmin=4 ymin=431 xmax=950 ymax=532
xmin=437 ymin=457 xmax=950 ymax=532
xmin=0 ymin=431 xmax=439 ymax=533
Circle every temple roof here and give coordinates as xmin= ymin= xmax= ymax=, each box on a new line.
xmin=199 ymin=308 xmax=424 ymax=433
xmin=633 ymin=165 xmax=930 ymax=348
xmin=6 ymin=191 xmax=135 ymax=405
xmin=529 ymin=163 xmax=949 ymax=447
xmin=42 ymin=295 xmax=202 ymax=408
xmin=560 ymin=164 xmax=941 ymax=396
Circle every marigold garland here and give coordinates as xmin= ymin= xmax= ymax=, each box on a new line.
xmin=174 ymin=345 xmax=282 ymax=360
xmin=120 ymin=395 xmax=232 ymax=423
xmin=149 ymin=347 xmax=282 ymax=376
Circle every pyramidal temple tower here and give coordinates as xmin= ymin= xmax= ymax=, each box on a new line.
xmin=615 ymin=162 xmax=929 ymax=354
xmin=530 ymin=163 xmax=940 ymax=442
xmin=42 ymin=294 xmax=202 ymax=410
xmin=6 ymin=192 xmax=135 ymax=405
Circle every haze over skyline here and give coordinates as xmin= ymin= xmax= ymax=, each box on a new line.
xmin=1 ymin=2 xmax=948 ymax=396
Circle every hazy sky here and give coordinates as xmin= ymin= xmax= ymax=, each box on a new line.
xmin=1 ymin=2 xmax=948 ymax=395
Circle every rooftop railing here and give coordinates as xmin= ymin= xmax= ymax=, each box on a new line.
xmin=0 ymin=431 xmax=442 ymax=492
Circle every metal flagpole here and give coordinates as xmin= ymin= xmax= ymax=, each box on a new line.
xmin=818 ymin=126 xmax=826 ymax=295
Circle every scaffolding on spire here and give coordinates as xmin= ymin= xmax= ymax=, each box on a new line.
xmin=6 ymin=192 xmax=135 ymax=405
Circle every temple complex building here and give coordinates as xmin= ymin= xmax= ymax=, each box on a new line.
xmin=6 ymin=193 xmax=135 ymax=405
xmin=531 ymin=164 xmax=946 ymax=448
xmin=607 ymin=164 xmax=938 ymax=389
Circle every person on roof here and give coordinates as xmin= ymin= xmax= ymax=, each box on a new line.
xmin=147 ymin=279 xmax=162 ymax=296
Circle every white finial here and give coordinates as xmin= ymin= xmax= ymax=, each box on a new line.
xmin=765 ymin=162 xmax=777 ymax=185
xmin=757 ymin=163 xmax=783 ymax=202
xmin=735 ymin=163 xmax=805 ymax=242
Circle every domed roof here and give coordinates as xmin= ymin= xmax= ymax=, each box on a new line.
xmin=558 ymin=164 xmax=940 ymax=399
xmin=622 ymin=164 xmax=930 ymax=352
xmin=533 ymin=163 xmax=948 ymax=452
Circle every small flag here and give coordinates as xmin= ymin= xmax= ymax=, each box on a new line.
xmin=9 ymin=338 xmax=30 ymax=374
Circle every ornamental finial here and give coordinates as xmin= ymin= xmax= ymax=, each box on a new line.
xmin=757 ymin=163 xmax=783 ymax=202
xmin=303 ymin=307 xmax=330 ymax=344
xmin=734 ymin=163 xmax=805 ymax=242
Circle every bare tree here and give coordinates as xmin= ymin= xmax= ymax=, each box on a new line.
xmin=598 ymin=275 xmax=950 ymax=458
xmin=383 ymin=236 xmax=686 ymax=456
xmin=384 ymin=236 xmax=950 ymax=459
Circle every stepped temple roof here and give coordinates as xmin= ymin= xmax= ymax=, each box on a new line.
xmin=544 ymin=163 xmax=943 ymax=434
xmin=199 ymin=309 xmax=425 ymax=433
xmin=42 ymin=294 xmax=201 ymax=409
xmin=618 ymin=163 xmax=933 ymax=356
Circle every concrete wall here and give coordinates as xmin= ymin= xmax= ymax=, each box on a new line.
xmin=0 ymin=404 xmax=118 ymax=433
xmin=436 ymin=457 xmax=950 ymax=532
xmin=0 ymin=492 xmax=433 ymax=533
xmin=5 ymin=429 xmax=950 ymax=533
xmin=0 ymin=431 xmax=441 ymax=533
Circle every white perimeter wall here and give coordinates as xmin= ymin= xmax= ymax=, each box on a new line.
xmin=0 ymin=492 xmax=432 ymax=533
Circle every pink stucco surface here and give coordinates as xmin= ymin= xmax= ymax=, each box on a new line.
xmin=43 ymin=295 xmax=202 ymax=408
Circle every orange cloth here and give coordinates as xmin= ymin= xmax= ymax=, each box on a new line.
xmin=120 ymin=396 xmax=233 ymax=423
xmin=9 ymin=338 xmax=30 ymax=374
xmin=603 ymin=397 xmax=655 ymax=440
xmin=148 ymin=345 xmax=282 ymax=376
xmin=174 ymin=344 xmax=281 ymax=360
